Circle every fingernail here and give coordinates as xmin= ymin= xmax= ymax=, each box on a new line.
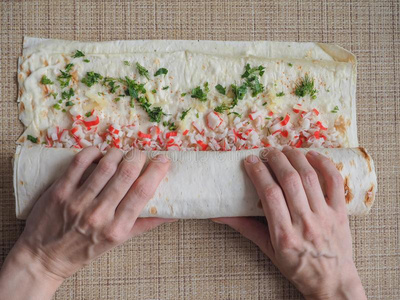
xmin=165 ymin=219 xmax=178 ymax=223
xmin=308 ymin=150 xmax=319 ymax=156
xmin=246 ymin=155 xmax=260 ymax=164
xmin=155 ymin=154 xmax=169 ymax=163
xmin=282 ymin=146 xmax=292 ymax=152
xmin=211 ymin=219 xmax=223 ymax=224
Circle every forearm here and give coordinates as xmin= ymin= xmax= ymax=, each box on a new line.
xmin=0 ymin=245 xmax=63 ymax=300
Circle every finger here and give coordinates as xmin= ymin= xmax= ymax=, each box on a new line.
xmin=114 ymin=154 xmax=170 ymax=225
xmin=59 ymin=146 xmax=102 ymax=189
xmin=282 ymin=146 xmax=326 ymax=213
xmin=212 ymin=217 xmax=274 ymax=259
xmin=78 ymin=148 xmax=123 ymax=202
xmin=244 ymin=155 xmax=292 ymax=233
xmin=306 ymin=150 xmax=346 ymax=212
xmin=96 ymin=149 xmax=146 ymax=209
xmin=129 ymin=218 xmax=177 ymax=237
xmin=264 ymin=148 xmax=311 ymax=221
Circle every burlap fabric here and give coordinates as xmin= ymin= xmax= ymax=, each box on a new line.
xmin=0 ymin=1 xmax=399 ymax=299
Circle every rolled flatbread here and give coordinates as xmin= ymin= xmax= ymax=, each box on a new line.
xmin=14 ymin=145 xmax=377 ymax=220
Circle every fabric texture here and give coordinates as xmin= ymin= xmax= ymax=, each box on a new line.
xmin=0 ymin=1 xmax=399 ymax=299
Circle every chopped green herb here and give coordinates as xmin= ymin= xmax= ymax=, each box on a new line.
xmin=73 ymin=50 xmax=85 ymax=58
xmin=214 ymin=103 xmax=230 ymax=113
xmin=326 ymin=89 xmax=330 ymax=92
xmin=151 ymin=89 xmax=157 ymax=94
xmin=50 ymin=92 xmax=58 ymax=99
xmin=241 ymin=64 xmax=265 ymax=78
xmin=265 ymin=117 xmax=272 ymax=120
xmin=65 ymin=63 xmax=74 ymax=73
xmin=103 ymin=77 xmax=120 ymax=93
xmin=83 ymin=59 xmax=90 ymax=63
xmin=57 ymin=70 xmax=72 ymax=88
xmin=65 ymin=101 xmax=74 ymax=107
xmin=154 ymin=68 xmax=168 ymax=76
xmin=288 ymin=63 xmax=293 ymax=67
xmin=294 ymin=74 xmax=317 ymax=99
xmin=53 ymin=103 xmax=61 ymax=110
xmin=163 ymin=120 xmax=177 ymax=131
xmin=137 ymin=96 xmax=165 ymax=122
xmin=196 ymin=112 xmax=199 ymax=118
xmin=181 ymin=92 xmax=187 ymax=97
xmin=81 ymin=71 xmax=103 ymax=87
xmin=58 ymin=100 xmax=62 ymax=103
xmin=62 ymin=109 xmax=67 ymax=112
xmin=262 ymin=102 xmax=267 ymax=106
xmin=180 ymin=108 xmax=191 ymax=120
xmin=136 ymin=62 xmax=150 ymax=80
xmin=118 ymin=94 xmax=125 ymax=97
xmin=85 ymin=111 xmax=92 ymax=117
xmin=97 ymin=92 xmax=103 ymax=96
xmin=228 ymin=111 xmax=242 ymax=118
xmin=61 ymin=88 xmax=74 ymax=100
xmin=114 ymin=97 xmax=120 ymax=102
xmin=40 ymin=75 xmax=54 ymax=85
xmin=123 ymin=60 xmax=130 ymax=66
xmin=130 ymin=99 xmax=135 ymax=108
xmin=276 ymin=92 xmax=285 ymax=97
xmin=162 ymin=86 xmax=169 ymax=90
xmin=27 ymin=135 xmax=38 ymax=143
xmin=231 ymin=83 xmax=247 ymax=107
xmin=215 ymin=84 xmax=226 ymax=95
xmin=331 ymin=105 xmax=339 ymax=113
xmin=191 ymin=85 xmax=208 ymax=102
xmin=122 ymin=76 xmax=146 ymax=100
xmin=203 ymin=82 xmax=210 ymax=93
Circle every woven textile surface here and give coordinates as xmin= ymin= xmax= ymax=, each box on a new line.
xmin=0 ymin=0 xmax=399 ymax=299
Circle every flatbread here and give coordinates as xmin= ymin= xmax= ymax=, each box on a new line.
xmin=17 ymin=37 xmax=358 ymax=151
xmin=14 ymin=145 xmax=377 ymax=220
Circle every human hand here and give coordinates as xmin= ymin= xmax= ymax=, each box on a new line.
xmin=214 ymin=147 xmax=366 ymax=300
xmin=0 ymin=147 xmax=174 ymax=300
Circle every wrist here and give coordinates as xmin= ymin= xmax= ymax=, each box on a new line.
xmin=0 ymin=243 xmax=64 ymax=300
xmin=304 ymin=266 xmax=366 ymax=300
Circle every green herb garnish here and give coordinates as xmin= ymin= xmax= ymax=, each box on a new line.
xmin=122 ymin=76 xmax=146 ymax=100
xmin=196 ymin=112 xmax=199 ymax=118
xmin=163 ymin=120 xmax=177 ymax=131
xmin=180 ymin=108 xmax=191 ymax=120
xmin=228 ymin=111 xmax=242 ymax=118
xmin=231 ymin=83 xmax=247 ymax=107
xmin=294 ymin=74 xmax=317 ymax=99
xmin=123 ymin=61 xmax=130 ymax=66
xmin=137 ymin=96 xmax=165 ymax=122
xmin=241 ymin=64 xmax=265 ymax=78
xmin=288 ymin=63 xmax=293 ymax=67
xmin=262 ymin=102 xmax=267 ymax=106
xmin=65 ymin=101 xmax=74 ymax=106
xmin=83 ymin=59 xmax=90 ymax=63
xmin=81 ymin=71 xmax=103 ymax=87
xmin=103 ymin=77 xmax=120 ymax=93
xmin=191 ymin=85 xmax=208 ymax=102
xmin=40 ymin=75 xmax=54 ymax=85
xmin=27 ymin=135 xmax=38 ymax=143
xmin=53 ymin=103 xmax=61 ymax=110
xmin=214 ymin=103 xmax=230 ymax=113
xmin=136 ymin=63 xmax=150 ymax=80
xmin=154 ymin=68 xmax=168 ymax=76
xmin=331 ymin=105 xmax=339 ymax=113
xmin=114 ymin=97 xmax=120 ymax=102
xmin=162 ymin=86 xmax=169 ymax=90
xmin=181 ymin=92 xmax=187 ymax=97
xmin=85 ymin=111 xmax=92 ymax=117
xmin=61 ymin=88 xmax=74 ymax=100
xmin=65 ymin=63 xmax=74 ymax=72
xmin=276 ymin=92 xmax=285 ymax=97
xmin=62 ymin=109 xmax=66 ymax=112
xmin=151 ymin=89 xmax=157 ymax=94
xmin=215 ymin=84 xmax=226 ymax=95
xmin=73 ymin=50 xmax=85 ymax=58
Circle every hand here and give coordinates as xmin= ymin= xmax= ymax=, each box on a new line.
xmin=0 ymin=147 xmax=174 ymax=300
xmin=214 ymin=147 xmax=366 ymax=300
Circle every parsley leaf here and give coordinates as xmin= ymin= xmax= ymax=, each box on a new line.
xmin=85 ymin=111 xmax=92 ymax=117
xmin=103 ymin=77 xmax=120 ymax=93
xmin=154 ymin=68 xmax=168 ymax=76
xmin=81 ymin=71 xmax=103 ymax=87
xmin=83 ymin=59 xmax=90 ymax=63
xmin=73 ymin=50 xmax=85 ymax=58
xmin=122 ymin=76 xmax=146 ymax=100
xmin=228 ymin=111 xmax=242 ymax=118
xmin=50 ymin=92 xmax=58 ymax=99
xmin=40 ymin=75 xmax=54 ymax=85
xmin=151 ymin=89 xmax=157 ymax=94
xmin=276 ymin=92 xmax=285 ymax=97
xmin=137 ymin=96 xmax=165 ymax=122
xmin=241 ymin=64 xmax=265 ymax=78
xmin=180 ymin=108 xmax=191 ymax=120
xmin=231 ymin=83 xmax=247 ymax=107
xmin=61 ymin=88 xmax=74 ymax=100
xmin=191 ymin=84 xmax=208 ymax=102
xmin=294 ymin=74 xmax=317 ymax=99
xmin=27 ymin=135 xmax=38 ymax=143
xmin=288 ymin=63 xmax=293 ymax=67
xmin=65 ymin=63 xmax=74 ymax=73
xmin=57 ymin=64 xmax=74 ymax=88
xmin=65 ymin=101 xmax=74 ymax=106
xmin=123 ymin=61 xmax=130 ymax=66
xmin=214 ymin=103 xmax=230 ymax=113
xmin=163 ymin=120 xmax=177 ymax=131
xmin=181 ymin=92 xmax=187 ymax=97
xmin=53 ymin=103 xmax=61 ymax=110
xmin=136 ymin=62 xmax=150 ymax=80
xmin=331 ymin=105 xmax=339 ymax=113
xmin=215 ymin=84 xmax=226 ymax=95
xmin=114 ymin=97 xmax=120 ymax=102
xmin=162 ymin=86 xmax=169 ymax=90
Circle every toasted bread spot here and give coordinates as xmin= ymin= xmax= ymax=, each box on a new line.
xmin=335 ymin=162 xmax=344 ymax=172
xmin=18 ymin=136 xmax=26 ymax=143
xmin=358 ymin=147 xmax=372 ymax=172
xmin=19 ymin=180 xmax=24 ymax=186
xmin=334 ymin=116 xmax=351 ymax=135
xmin=19 ymin=102 xmax=25 ymax=113
xmin=344 ymin=176 xmax=353 ymax=204
xmin=149 ymin=206 xmax=158 ymax=215
xmin=364 ymin=184 xmax=375 ymax=207
xmin=71 ymin=70 xmax=78 ymax=84
xmin=43 ymin=59 xmax=49 ymax=67
xmin=18 ymin=73 xmax=23 ymax=80
xmin=41 ymin=84 xmax=49 ymax=95
xmin=26 ymin=69 xmax=31 ymax=76
xmin=349 ymin=159 xmax=355 ymax=166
